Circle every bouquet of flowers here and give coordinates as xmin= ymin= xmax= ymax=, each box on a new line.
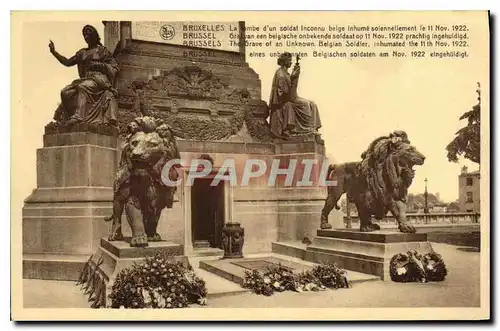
xmin=241 ymin=269 xmax=274 ymax=296
xmin=264 ymin=265 xmax=297 ymax=292
xmin=310 ymin=263 xmax=351 ymax=289
xmin=390 ymin=249 xmax=447 ymax=283
xmin=422 ymin=251 xmax=448 ymax=282
xmin=295 ymin=270 xmax=323 ymax=292
xmin=109 ymin=252 xmax=207 ymax=308
xmin=242 ymin=262 xmax=350 ymax=296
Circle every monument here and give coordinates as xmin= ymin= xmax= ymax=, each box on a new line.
xmin=22 ymin=21 xmax=342 ymax=285
xmin=22 ymin=19 xmax=431 ymax=289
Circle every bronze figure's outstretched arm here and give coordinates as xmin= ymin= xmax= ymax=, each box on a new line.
xmin=49 ymin=40 xmax=77 ymax=67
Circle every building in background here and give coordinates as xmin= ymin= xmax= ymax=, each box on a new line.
xmin=430 ymin=202 xmax=448 ymax=213
xmin=446 ymin=200 xmax=461 ymax=212
xmin=458 ymin=166 xmax=480 ymax=213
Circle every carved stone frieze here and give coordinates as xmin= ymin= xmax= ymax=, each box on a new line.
xmin=148 ymin=65 xmax=229 ymax=100
xmin=224 ymin=88 xmax=251 ymax=103
xmin=114 ymin=64 xmax=273 ymax=142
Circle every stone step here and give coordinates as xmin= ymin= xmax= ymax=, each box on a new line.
xmin=191 ymin=267 xmax=250 ymax=299
xmin=268 ymin=251 xmax=380 ymax=284
xmin=190 ymin=247 xmax=225 ymax=257
xmin=193 ymin=240 xmax=211 ymax=249
xmin=23 ymin=253 xmax=90 ymax=281
xmin=186 ymin=256 xmax=250 ymax=299
xmin=304 ymin=246 xmax=385 ymax=279
xmin=271 ymin=241 xmax=308 ymax=260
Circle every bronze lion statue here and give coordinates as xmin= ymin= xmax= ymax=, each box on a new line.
xmin=105 ymin=116 xmax=180 ymax=247
xmin=320 ymin=131 xmax=425 ymax=233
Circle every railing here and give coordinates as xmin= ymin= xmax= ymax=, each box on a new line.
xmin=344 ymin=212 xmax=480 ymax=227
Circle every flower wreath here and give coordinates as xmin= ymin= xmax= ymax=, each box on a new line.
xmin=108 ymin=252 xmax=208 ymax=308
xmin=389 ymin=250 xmax=447 ymax=283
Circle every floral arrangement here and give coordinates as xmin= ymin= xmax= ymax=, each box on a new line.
xmin=308 ymin=263 xmax=351 ymax=289
xmin=242 ymin=263 xmax=350 ymax=296
xmin=390 ymin=250 xmax=448 ymax=283
xmin=108 ymin=252 xmax=207 ymax=308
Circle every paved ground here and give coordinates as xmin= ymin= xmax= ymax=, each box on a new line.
xmin=23 ymin=278 xmax=92 ymax=308
xmin=23 ymin=243 xmax=480 ymax=308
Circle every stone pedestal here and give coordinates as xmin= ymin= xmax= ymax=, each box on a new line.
xmin=274 ymin=140 xmax=343 ymax=243
xmin=22 ymin=132 xmax=120 ymax=281
xmin=305 ymin=229 xmax=434 ymax=280
xmin=79 ymin=238 xmax=186 ymax=308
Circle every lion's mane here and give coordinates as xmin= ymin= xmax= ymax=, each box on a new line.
xmin=358 ymin=135 xmax=414 ymax=203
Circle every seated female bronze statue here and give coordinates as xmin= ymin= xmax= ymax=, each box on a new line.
xmin=49 ymin=25 xmax=119 ymax=126
xmin=269 ymin=52 xmax=322 ymax=140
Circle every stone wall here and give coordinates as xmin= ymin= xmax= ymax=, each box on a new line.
xmin=156 ymin=139 xmax=341 ymax=254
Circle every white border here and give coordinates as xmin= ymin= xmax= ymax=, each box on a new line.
xmin=4 ymin=0 xmax=499 ymax=329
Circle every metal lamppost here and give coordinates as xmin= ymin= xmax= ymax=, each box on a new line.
xmin=424 ymin=177 xmax=429 ymax=223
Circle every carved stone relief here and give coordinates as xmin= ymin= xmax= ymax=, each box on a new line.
xmin=115 ymin=64 xmax=273 ymax=142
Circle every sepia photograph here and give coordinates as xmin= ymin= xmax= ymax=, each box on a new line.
xmin=10 ymin=10 xmax=490 ymax=321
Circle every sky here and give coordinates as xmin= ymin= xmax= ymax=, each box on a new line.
xmin=14 ymin=15 xmax=487 ymax=212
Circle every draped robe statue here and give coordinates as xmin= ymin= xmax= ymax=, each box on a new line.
xmin=49 ymin=25 xmax=119 ymax=126
xmin=269 ymin=52 xmax=322 ymax=139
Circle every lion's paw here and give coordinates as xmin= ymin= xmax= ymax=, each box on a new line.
xmin=320 ymin=222 xmax=332 ymax=230
xmin=130 ymin=234 xmax=148 ymax=247
xmin=108 ymin=226 xmax=123 ymax=241
xmin=367 ymin=222 xmax=381 ymax=231
xmin=147 ymin=233 xmax=162 ymax=242
xmin=360 ymin=226 xmax=376 ymax=232
xmin=398 ymin=223 xmax=416 ymax=233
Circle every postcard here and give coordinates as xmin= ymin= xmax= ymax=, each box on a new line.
xmin=11 ymin=10 xmax=490 ymax=321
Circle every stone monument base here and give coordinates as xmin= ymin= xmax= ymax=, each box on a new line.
xmin=305 ymin=229 xmax=434 ymax=281
xmin=22 ymin=132 xmax=120 ymax=281
xmin=78 ymin=238 xmax=186 ymax=308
